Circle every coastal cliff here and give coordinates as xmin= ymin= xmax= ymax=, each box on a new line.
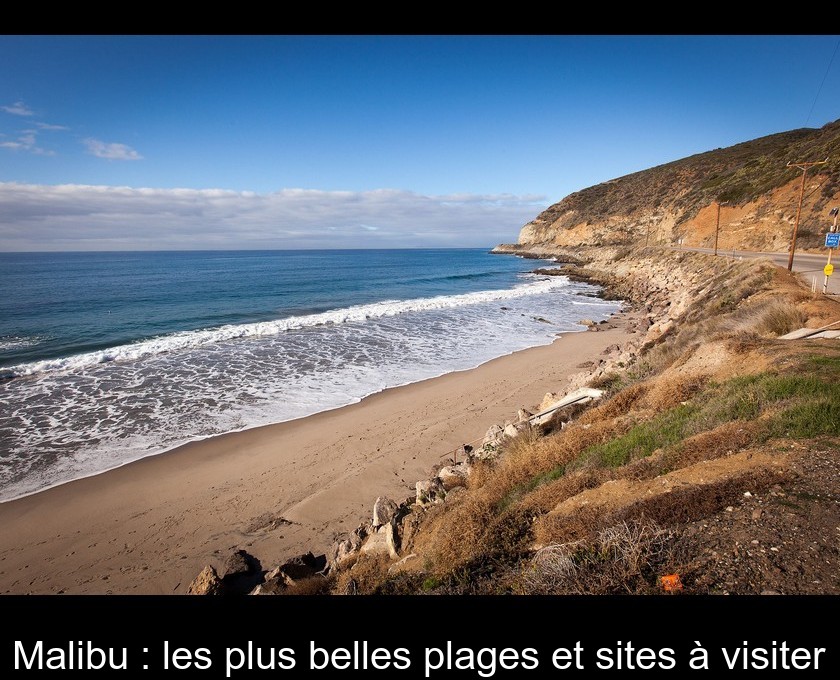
xmin=186 ymin=121 xmax=840 ymax=597
xmin=511 ymin=119 xmax=840 ymax=253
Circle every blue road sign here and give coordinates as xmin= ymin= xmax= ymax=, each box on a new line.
xmin=827 ymin=232 xmax=840 ymax=248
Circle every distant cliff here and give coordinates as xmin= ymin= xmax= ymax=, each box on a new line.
xmin=513 ymin=120 xmax=840 ymax=253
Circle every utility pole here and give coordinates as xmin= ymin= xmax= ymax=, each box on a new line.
xmin=824 ymin=207 xmax=839 ymax=294
xmin=786 ymin=158 xmax=828 ymax=271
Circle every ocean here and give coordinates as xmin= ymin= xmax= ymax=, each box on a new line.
xmin=0 ymin=249 xmax=620 ymax=502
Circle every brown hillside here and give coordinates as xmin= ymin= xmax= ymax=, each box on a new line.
xmin=518 ymin=120 xmax=840 ymax=252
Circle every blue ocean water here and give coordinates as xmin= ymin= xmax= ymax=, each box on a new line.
xmin=0 ymin=249 xmax=620 ymax=501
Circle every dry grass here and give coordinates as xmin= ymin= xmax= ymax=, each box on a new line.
xmin=330 ymin=554 xmax=393 ymax=595
xmin=623 ymin=420 xmax=761 ymax=477
xmin=409 ymin=419 xmax=635 ymax=573
xmin=412 ymin=494 xmax=496 ymax=569
xmin=532 ymin=467 xmax=779 ymax=548
xmin=799 ymin=296 xmax=840 ymax=327
xmin=283 ymin=576 xmax=332 ymax=596
xmin=579 ymin=383 xmax=649 ymax=422
xmin=754 ymin=301 xmax=806 ymax=337
xmin=481 ymin=420 xmax=626 ymax=503
xmin=638 ymin=372 xmax=708 ymax=411
xmin=521 ymin=519 xmax=681 ymax=594
xmin=518 ymin=467 xmax=613 ymax=514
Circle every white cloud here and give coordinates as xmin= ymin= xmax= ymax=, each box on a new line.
xmin=1 ymin=101 xmax=34 ymax=116
xmin=36 ymin=122 xmax=69 ymax=131
xmin=0 ymin=182 xmax=547 ymax=251
xmin=84 ymin=138 xmax=143 ymax=161
xmin=0 ymin=129 xmax=53 ymax=156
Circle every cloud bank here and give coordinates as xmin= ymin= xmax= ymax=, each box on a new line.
xmin=0 ymin=183 xmax=545 ymax=250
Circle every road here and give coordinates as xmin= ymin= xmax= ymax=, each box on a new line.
xmin=676 ymin=246 xmax=840 ymax=296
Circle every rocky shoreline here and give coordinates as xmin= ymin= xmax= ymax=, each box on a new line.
xmin=187 ymin=244 xmax=727 ymax=595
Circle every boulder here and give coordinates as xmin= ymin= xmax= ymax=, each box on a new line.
xmin=372 ymin=496 xmax=398 ymax=528
xmin=482 ymin=424 xmax=504 ymax=446
xmin=539 ymin=392 xmax=559 ymax=411
xmin=249 ymin=568 xmax=287 ymax=595
xmin=437 ymin=464 xmax=468 ymax=490
xmin=220 ymin=549 xmax=262 ymax=596
xmin=277 ymin=552 xmax=318 ymax=582
xmin=503 ymin=423 xmax=519 ymax=438
xmin=385 ymin=519 xmax=400 ymax=560
xmin=398 ymin=509 xmax=424 ymax=553
xmin=329 ymin=537 xmax=359 ymax=570
xmin=416 ymin=478 xmax=445 ymax=505
xmin=187 ymin=565 xmax=223 ymax=595
xmin=517 ymin=408 xmax=533 ymax=423
xmin=327 ymin=527 xmax=367 ymax=570
xmin=220 ymin=549 xmax=255 ymax=579
xmin=360 ymin=526 xmax=391 ymax=557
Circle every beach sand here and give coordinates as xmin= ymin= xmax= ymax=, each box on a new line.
xmin=0 ymin=319 xmax=632 ymax=594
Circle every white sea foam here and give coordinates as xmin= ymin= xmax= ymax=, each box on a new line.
xmin=2 ymin=277 xmax=570 ymax=379
xmin=0 ymin=335 xmax=43 ymax=352
xmin=0 ymin=276 xmax=622 ymax=502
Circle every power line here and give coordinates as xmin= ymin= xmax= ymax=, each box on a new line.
xmin=805 ymin=38 xmax=840 ymax=127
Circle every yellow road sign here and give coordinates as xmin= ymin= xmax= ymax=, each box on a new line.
xmin=825 ymin=263 xmax=834 ymax=277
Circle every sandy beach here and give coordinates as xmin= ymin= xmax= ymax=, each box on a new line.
xmin=0 ymin=320 xmax=631 ymax=594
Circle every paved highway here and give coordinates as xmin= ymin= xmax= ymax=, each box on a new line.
xmin=675 ymin=246 xmax=840 ymax=296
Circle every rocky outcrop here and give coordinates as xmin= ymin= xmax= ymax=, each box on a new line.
xmin=360 ymin=528 xmax=391 ymax=557
xmin=372 ymin=496 xmax=398 ymax=528
xmin=220 ymin=549 xmax=262 ymax=595
xmin=483 ymin=424 xmax=504 ymax=447
xmin=437 ymin=464 xmax=469 ymax=490
xmin=276 ymin=552 xmax=319 ymax=582
xmin=187 ymin=566 xmax=222 ymax=595
xmin=416 ymin=478 xmax=445 ymax=505
xmin=328 ymin=527 xmax=367 ymax=571
xmin=250 ymin=567 xmax=288 ymax=595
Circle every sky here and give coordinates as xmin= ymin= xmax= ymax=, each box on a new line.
xmin=2 ymin=35 xmax=840 ymax=251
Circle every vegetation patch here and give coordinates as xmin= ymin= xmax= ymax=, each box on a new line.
xmin=521 ymin=519 xmax=682 ymax=594
xmin=575 ymin=406 xmax=693 ymax=469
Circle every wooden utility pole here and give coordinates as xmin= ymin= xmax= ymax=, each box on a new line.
xmin=787 ymin=158 xmax=828 ymax=271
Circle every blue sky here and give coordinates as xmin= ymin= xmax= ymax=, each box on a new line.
xmin=2 ymin=35 xmax=839 ymax=250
